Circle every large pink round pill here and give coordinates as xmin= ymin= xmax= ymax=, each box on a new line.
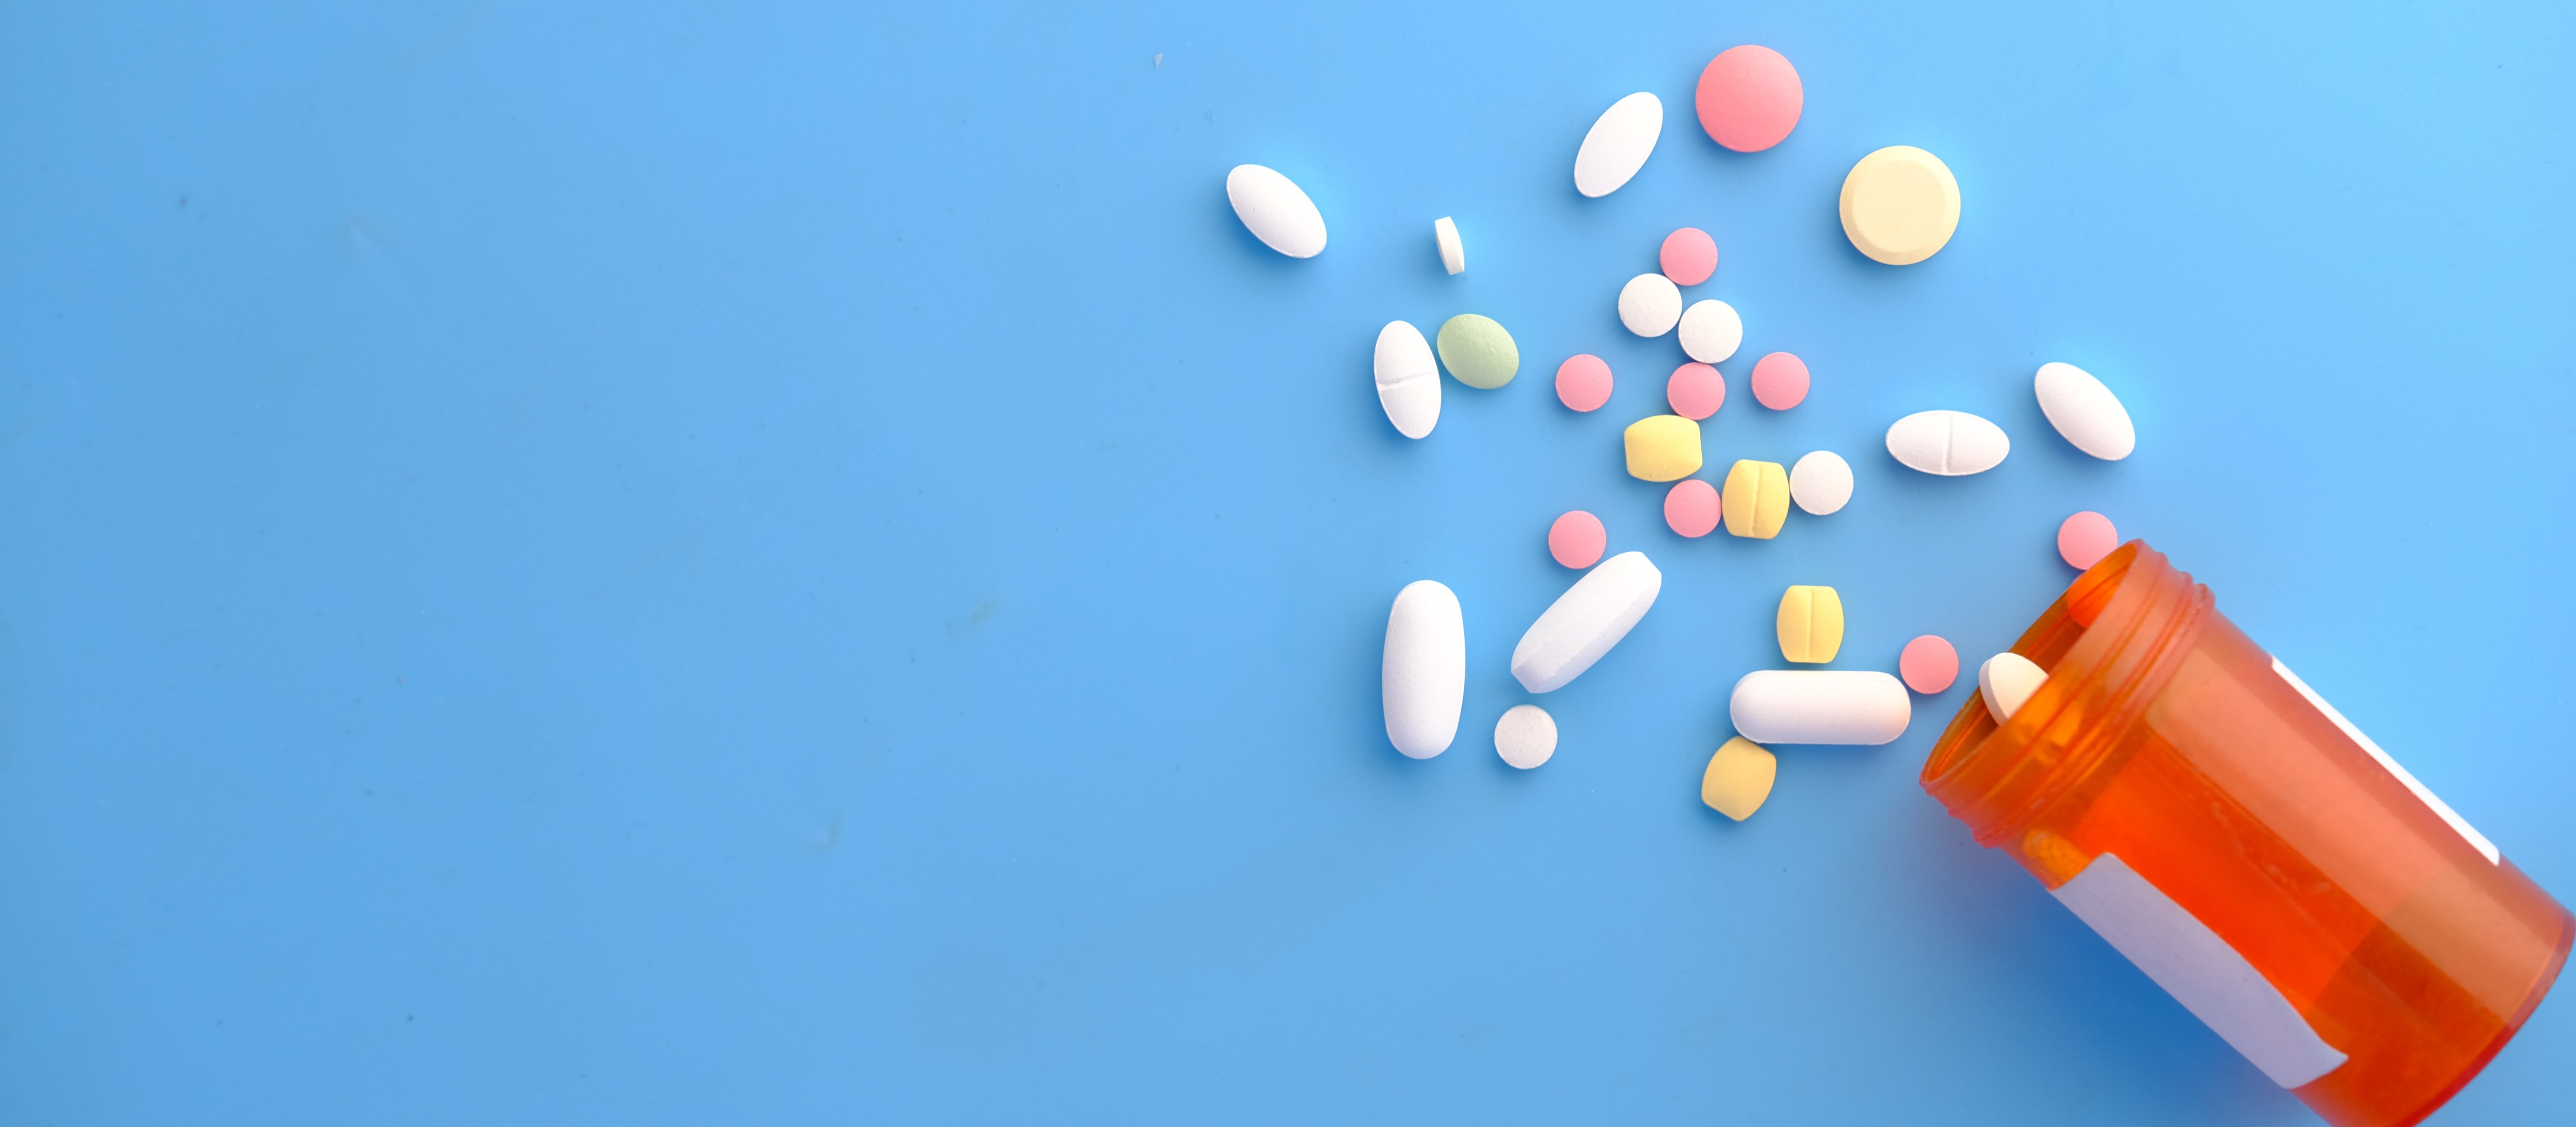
xmin=2058 ymin=511 xmax=2119 ymax=570
xmin=1748 ymin=352 xmax=1809 ymax=410
xmin=1695 ymin=45 xmax=1804 ymax=153
xmin=1549 ymin=510 xmax=1607 ymax=568
xmin=1900 ymin=635 xmax=1960 ymax=694
xmin=1666 ymin=362 xmax=1725 ymax=420
xmin=1659 ymin=227 xmax=1719 ymax=286
xmin=1663 ymin=479 xmax=1719 ymax=538
xmin=1556 ymin=354 xmax=1613 ymax=413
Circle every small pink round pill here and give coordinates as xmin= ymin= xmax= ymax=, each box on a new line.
xmin=1663 ymin=480 xmax=1719 ymax=538
xmin=1549 ymin=510 xmax=1607 ymax=568
xmin=1556 ymin=354 xmax=1613 ymax=413
xmin=1748 ymin=352 xmax=1809 ymax=410
xmin=1695 ymin=45 xmax=1804 ymax=154
xmin=1666 ymin=362 xmax=1725 ymax=420
xmin=2058 ymin=511 xmax=2118 ymax=570
xmin=1900 ymin=635 xmax=1959 ymax=694
xmin=1659 ymin=228 xmax=1718 ymax=286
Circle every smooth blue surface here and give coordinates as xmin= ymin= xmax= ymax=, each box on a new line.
xmin=2 ymin=2 xmax=2571 ymax=1123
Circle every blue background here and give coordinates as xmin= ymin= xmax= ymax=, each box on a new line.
xmin=2 ymin=2 xmax=2571 ymax=1123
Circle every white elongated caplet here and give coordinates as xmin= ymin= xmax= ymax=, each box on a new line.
xmin=1980 ymin=652 xmax=2048 ymax=723
xmin=1574 ymin=93 xmax=1663 ymax=198
xmin=2034 ymin=362 xmax=2135 ymax=460
xmin=1383 ymin=580 xmax=1465 ymax=757
xmin=1510 ymin=551 xmax=1661 ymax=693
xmin=1372 ymin=320 xmax=1440 ymax=439
xmin=1885 ymin=409 xmax=2010 ymax=475
xmin=1728 ymin=670 xmax=1911 ymax=745
xmin=1225 ymin=164 xmax=1326 ymax=258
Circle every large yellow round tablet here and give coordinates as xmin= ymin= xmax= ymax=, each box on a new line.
xmin=1839 ymin=146 xmax=1960 ymax=265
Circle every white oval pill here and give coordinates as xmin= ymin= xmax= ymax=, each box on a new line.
xmin=1618 ymin=273 xmax=1683 ymax=337
xmin=1884 ymin=410 xmax=2010 ymax=475
xmin=1383 ymin=580 xmax=1465 ymax=758
xmin=2034 ymin=362 xmax=2135 ymax=461
xmin=1494 ymin=704 xmax=1558 ymax=769
xmin=1225 ymin=164 xmax=1326 ymax=258
xmin=1788 ymin=451 xmax=1853 ymax=515
xmin=1729 ymin=670 xmax=1912 ymax=745
xmin=1574 ymin=92 xmax=1663 ymax=198
xmin=1677 ymin=299 xmax=1742 ymax=363
xmin=1510 ymin=550 xmax=1662 ymax=693
xmin=1372 ymin=321 xmax=1440 ymax=440
xmin=1979 ymin=652 xmax=2048 ymax=723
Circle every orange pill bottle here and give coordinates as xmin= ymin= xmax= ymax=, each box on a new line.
xmin=1921 ymin=542 xmax=2571 ymax=1127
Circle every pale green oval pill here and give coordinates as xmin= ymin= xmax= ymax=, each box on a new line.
xmin=1436 ymin=314 xmax=1519 ymax=389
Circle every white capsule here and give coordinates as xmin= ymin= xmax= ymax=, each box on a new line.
xmin=1434 ymin=216 xmax=1466 ymax=275
xmin=2034 ymin=362 xmax=2135 ymax=461
xmin=1979 ymin=652 xmax=2049 ymax=723
xmin=1573 ymin=92 xmax=1663 ymax=198
xmin=1677 ymin=299 xmax=1743 ymax=363
xmin=1225 ymin=164 xmax=1326 ymax=258
xmin=1510 ymin=551 xmax=1662 ymax=693
xmin=1729 ymin=670 xmax=1912 ymax=745
xmin=1618 ymin=273 xmax=1683 ymax=337
xmin=1494 ymin=704 xmax=1558 ymax=769
xmin=1383 ymin=580 xmax=1465 ymax=758
xmin=1884 ymin=410 xmax=2011 ymax=475
xmin=1373 ymin=321 xmax=1441 ymax=439
xmin=1789 ymin=451 xmax=1853 ymax=515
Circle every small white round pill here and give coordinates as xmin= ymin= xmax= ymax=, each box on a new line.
xmin=1677 ymin=299 xmax=1743 ymax=363
xmin=1618 ymin=273 xmax=1682 ymax=337
xmin=1434 ymin=216 xmax=1466 ymax=276
xmin=2033 ymin=362 xmax=2135 ymax=460
xmin=1494 ymin=704 xmax=1558 ymax=769
xmin=1884 ymin=410 xmax=2010 ymax=475
xmin=1788 ymin=451 xmax=1853 ymax=515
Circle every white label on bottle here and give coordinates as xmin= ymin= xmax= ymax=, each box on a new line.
xmin=2051 ymin=853 xmax=2348 ymax=1089
xmin=2273 ymin=658 xmax=2500 ymax=865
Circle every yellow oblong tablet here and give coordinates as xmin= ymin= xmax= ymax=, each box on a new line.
xmin=1701 ymin=736 xmax=1777 ymax=821
xmin=1839 ymin=146 xmax=1960 ymax=265
xmin=1623 ymin=415 xmax=1703 ymax=482
xmin=1721 ymin=459 xmax=1789 ymax=538
xmin=1775 ymin=585 xmax=1844 ymax=664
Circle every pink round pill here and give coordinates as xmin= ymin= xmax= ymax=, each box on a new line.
xmin=1666 ymin=362 xmax=1725 ymax=420
xmin=1556 ymin=354 xmax=1613 ymax=413
xmin=1695 ymin=45 xmax=1804 ymax=154
xmin=1899 ymin=635 xmax=1960 ymax=694
xmin=1659 ymin=227 xmax=1719 ymax=286
xmin=1748 ymin=352 xmax=1809 ymax=410
xmin=1663 ymin=479 xmax=1719 ymax=538
xmin=2058 ymin=511 xmax=2119 ymax=570
xmin=1549 ymin=510 xmax=1607 ymax=569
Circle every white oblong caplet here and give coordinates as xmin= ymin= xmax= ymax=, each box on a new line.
xmin=1573 ymin=93 xmax=1663 ymax=198
xmin=1728 ymin=670 xmax=1911 ymax=745
xmin=1510 ymin=551 xmax=1662 ymax=693
xmin=1383 ymin=580 xmax=1465 ymax=757
xmin=1885 ymin=410 xmax=2010 ymax=475
xmin=1373 ymin=320 xmax=1441 ymax=439
xmin=2034 ymin=362 xmax=2136 ymax=461
xmin=1225 ymin=164 xmax=1327 ymax=258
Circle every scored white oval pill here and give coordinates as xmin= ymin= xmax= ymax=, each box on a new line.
xmin=1677 ymin=299 xmax=1743 ymax=363
xmin=1574 ymin=92 xmax=1663 ymax=198
xmin=1383 ymin=580 xmax=1465 ymax=757
xmin=1884 ymin=410 xmax=2010 ymax=475
xmin=1618 ymin=273 xmax=1683 ymax=337
xmin=1225 ymin=164 xmax=1326 ymax=258
xmin=1434 ymin=216 xmax=1466 ymax=276
xmin=1729 ymin=670 xmax=1912 ymax=745
xmin=1510 ymin=550 xmax=1662 ymax=693
xmin=2034 ymin=362 xmax=2135 ymax=461
xmin=1495 ymin=704 xmax=1558 ymax=769
xmin=1789 ymin=451 xmax=1853 ymax=515
xmin=1373 ymin=320 xmax=1441 ymax=439
xmin=1979 ymin=652 xmax=2048 ymax=723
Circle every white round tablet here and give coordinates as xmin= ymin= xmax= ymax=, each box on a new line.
xmin=1617 ymin=273 xmax=1682 ymax=337
xmin=1789 ymin=450 xmax=1853 ymax=515
xmin=1494 ymin=704 xmax=1558 ymax=769
xmin=1677 ymin=299 xmax=1742 ymax=363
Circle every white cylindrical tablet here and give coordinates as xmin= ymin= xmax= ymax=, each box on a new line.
xmin=1225 ymin=164 xmax=1326 ymax=258
xmin=2034 ymin=362 xmax=2135 ymax=461
xmin=1372 ymin=320 xmax=1441 ymax=439
xmin=1510 ymin=550 xmax=1662 ymax=693
xmin=1728 ymin=670 xmax=1911 ymax=745
xmin=1789 ymin=451 xmax=1853 ymax=515
xmin=1884 ymin=410 xmax=2010 ymax=475
xmin=1980 ymin=652 xmax=2048 ymax=723
xmin=1383 ymin=580 xmax=1465 ymax=758
xmin=1494 ymin=704 xmax=1558 ymax=769
xmin=1574 ymin=92 xmax=1663 ymax=198
xmin=1434 ymin=216 xmax=1466 ymax=276
xmin=1618 ymin=273 xmax=1683 ymax=337
xmin=1677 ymin=299 xmax=1742 ymax=363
